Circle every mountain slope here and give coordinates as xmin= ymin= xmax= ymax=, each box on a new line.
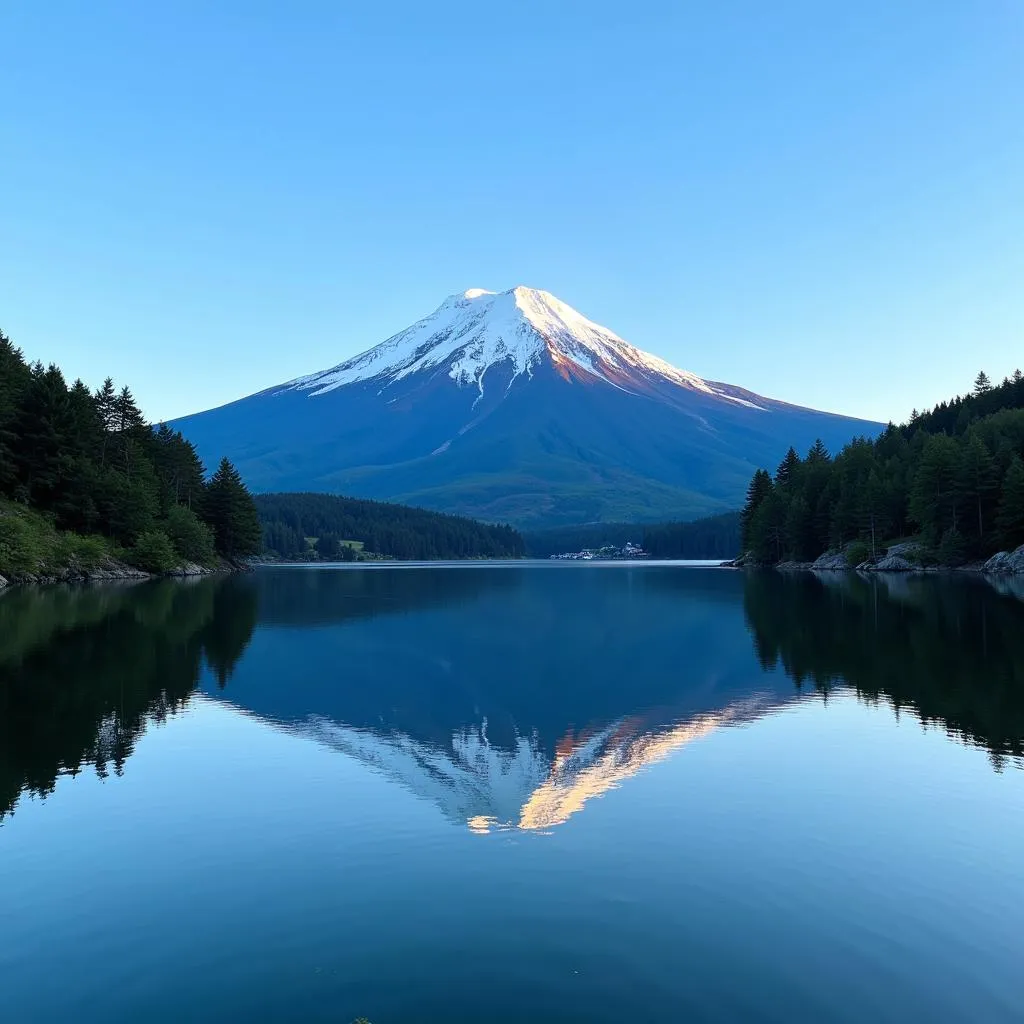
xmin=172 ymin=286 xmax=882 ymax=527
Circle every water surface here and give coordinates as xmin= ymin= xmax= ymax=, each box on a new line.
xmin=2 ymin=565 xmax=1023 ymax=1022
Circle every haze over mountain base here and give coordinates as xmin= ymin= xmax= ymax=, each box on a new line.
xmin=172 ymin=287 xmax=881 ymax=527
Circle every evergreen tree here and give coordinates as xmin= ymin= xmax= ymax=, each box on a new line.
xmin=958 ymin=433 xmax=997 ymax=543
xmin=996 ymin=456 xmax=1024 ymax=550
xmin=749 ymin=486 xmax=786 ymax=562
xmin=908 ymin=434 xmax=962 ymax=541
xmin=740 ymin=469 xmax=773 ymax=551
xmin=201 ymin=458 xmax=262 ymax=558
xmin=775 ymin=447 xmax=800 ymax=488
xmin=807 ymin=438 xmax=830 ymax=464
xmin=0 ymin=332 xmax=31 ymax=493
xmin=973 ymin=371 xmax=992 ymax=396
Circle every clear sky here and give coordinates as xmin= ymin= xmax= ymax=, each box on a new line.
xmin=2 ymin=1 xmax=1021 ymax=424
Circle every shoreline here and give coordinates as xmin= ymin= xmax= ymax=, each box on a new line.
xmin=0 ymin=558 xmax=251 ymax=590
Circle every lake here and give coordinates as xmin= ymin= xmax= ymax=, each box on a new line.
xmin=2 ymin=564 xmax=1023 ymax=1023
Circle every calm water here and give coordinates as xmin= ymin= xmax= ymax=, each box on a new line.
xmin=2 ymin=565 xmax=1023 ymax=1023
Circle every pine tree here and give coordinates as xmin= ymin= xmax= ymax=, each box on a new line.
xmin=775 ymin=447 xmax=800 ymax=488
xmin=958 ymin=433 xmax=997 ymax=542
xmin=201 ymin=458 xmax=262 ymax=558
xmin=94 ymin=377 xmax=117 ymax=467
xmin=0 ymin=331 xmax=31 ymax=493
xmin=973 ymin=371 xmax=992 ymax=396
xmin=909 ymin=434 xmax=962 ymax=541
xmin=995 ymin=456 xmax=1024 ymax=550
xmin=806 ymin=438 xmax=830 ymax=463
xmin=740 ymin=469 xmax=773 ymax=551
xmin=13 ymin=363 xmax=76 ymax=510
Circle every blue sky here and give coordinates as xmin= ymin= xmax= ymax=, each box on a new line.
xmin=2 ymin=1 xmax=1021 ymax=424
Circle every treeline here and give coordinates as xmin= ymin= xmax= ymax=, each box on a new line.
xmin=0 ymin=329 xmax=261 ymax=577
xmin=257 ymin=492 xmax=525 ymax=561
xmin=642 ymin=512 xmax=741 ymax=559
xmin=741 ymin=370 xmax=1024 ymax=565
xmin=522 ymin=513 xmax=740 ymax=559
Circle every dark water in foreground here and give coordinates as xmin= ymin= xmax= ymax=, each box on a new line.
xmin=1 ymin=564 xmax=1023 ymax=1023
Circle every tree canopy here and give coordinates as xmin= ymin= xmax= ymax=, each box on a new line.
xmin=740 ymin=369 xmax=1024 ymax=564
xmin=0 ymin=328 xmax=261 ymax=574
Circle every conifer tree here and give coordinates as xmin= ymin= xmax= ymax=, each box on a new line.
xmin=974 ymin=370 xmax=992 ymax=395
xmin=958 ymin=433 xmax=997 ymax=541
xmin=775 ymin=447 xmax=800 ymax=488
xmin=996 ymin=456 xmax=1024 ymax=550
xmin=740 ymin=469 xmax=773 ymax=551
xmin=806 ymin=438 xmax=830 ymax=463
xmin=201 ymin=458 xmax=262 ymax=558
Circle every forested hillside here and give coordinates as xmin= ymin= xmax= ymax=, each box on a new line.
xmin=0 ymin=329 xmax=261 ymax=579
xmin=740 ymin=370 xmax=1024 ymax=565
xmin=257 ymin=492 xmax=525 ymax=561
xmin=523 ymin=513 xmax=740 ymax=559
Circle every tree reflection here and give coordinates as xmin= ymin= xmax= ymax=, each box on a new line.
xmin=0 ymin=576 xmax=258 ymax=818
xmin=742 ymin=570 xmax=1024 ymax=763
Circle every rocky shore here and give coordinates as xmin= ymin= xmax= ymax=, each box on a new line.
xmin=725 ymin=542 xmax=1024 ymax=575
xmin=0 ymin=559 xmax=247 ymax=590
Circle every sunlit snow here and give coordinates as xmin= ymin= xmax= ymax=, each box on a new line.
xmin=281 ymin=286 xmax=765 ymax=409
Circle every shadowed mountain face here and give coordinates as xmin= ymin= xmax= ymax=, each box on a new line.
xmin=170 ymin=288 xmax=881 ymax=526
xmin=3 ymin=566 xmax=1022 ymax=826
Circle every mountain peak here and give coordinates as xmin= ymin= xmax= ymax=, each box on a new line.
xmin=280 ymin=285 xmax=772 ymax=413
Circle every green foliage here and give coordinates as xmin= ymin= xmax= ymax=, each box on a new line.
xmin=0 ymin=501 xmax=116 ymax=578
xmin=165 ymin=505 xmax=216 ymax=565
xmin=0 ymin=505 xmax=48 ymax=575
xmin=937 ymin=527 xmax=967 ymax=567
xmin=203 ymin=459 xmax=262 ymax=558
xmin=129 ymin=531 xmax=178 ymax=574
xmin=258 ymin=492 xmax=525 ymax=561
xmin=845 ymin=540 xmax=870 ymax=567
xmin=996 ymin=455 xmax=1024 ymax=550
xmin=738 ymin=374 xmax=1024 ymax=565
xmin=0 ymin=327 xmax=251 ymax=570
xmin=740 ymin=469 xmax=773 ymax=552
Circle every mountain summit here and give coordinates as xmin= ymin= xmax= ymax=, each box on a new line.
xmin=172 ymin=287 xmax=881 ymax=526
xmin=287 ymin=286 xmax=761 ymax=409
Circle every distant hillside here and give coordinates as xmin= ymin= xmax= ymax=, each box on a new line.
xmin=257 ymin=492 xmax=524 ymax=561
xmin=523 ymin=512 xmax=741 ymax=560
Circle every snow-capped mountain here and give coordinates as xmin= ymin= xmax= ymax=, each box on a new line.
xmin=288 ymin=286 xmax=763 ymax=410
xmin=172 ymin=286 xmax=881 ymax=526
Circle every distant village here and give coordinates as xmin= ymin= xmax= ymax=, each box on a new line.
xmin=549 ymin=542 xmax=648 ymax=561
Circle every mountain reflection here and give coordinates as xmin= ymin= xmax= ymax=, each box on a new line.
xmin=2 ymin=565 xmax=1022 ymax=825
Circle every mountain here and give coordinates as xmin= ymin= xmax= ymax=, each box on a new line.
xmin=172 ymin=286 xmax=882 ymax=527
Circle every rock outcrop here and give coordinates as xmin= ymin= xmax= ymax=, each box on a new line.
xmin=873 ymin=554 xmax=915 ymax=571
xmin=811 ymin=552 xmax=848 ymax=570
xmin=982 ymin=544 xmax=1024 ymax=574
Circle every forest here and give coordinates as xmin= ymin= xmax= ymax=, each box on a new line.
xmin=740 ymin=370 xmax=1024 ymax=565
xmin=0 ymin=329 xmax=261 ymax=579
xmin=257 ymin=492 xmax=525 ymax=561
xmin=522 ymin=512 xmax=740 ymax=559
